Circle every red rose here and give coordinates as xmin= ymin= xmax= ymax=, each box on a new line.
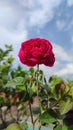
xmin=18 ymin=38 xmax=55 ymax=67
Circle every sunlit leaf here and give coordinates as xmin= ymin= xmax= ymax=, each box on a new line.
xmin=59 ymin=99 xmax=73 ymax=115
xmin=5 ymin=77 xmax=25 ymax=87
xmin=6 ymin=123 xmax=21 ymax=130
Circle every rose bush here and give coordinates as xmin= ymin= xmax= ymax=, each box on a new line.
xmin=5 ymin=39 xmax=73 ymax=130
xmin=5 ymin=38 xmax=56 ymax=130
xmin=18 ymin=38 xmax=55 ymax=67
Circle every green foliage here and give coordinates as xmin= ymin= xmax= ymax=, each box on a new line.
xmin=5 ymin=67 xmax=73 ymax=130
xmin=11 ymin=65 xmax=28 ymax=78
xmin=49 ymin=75 xmax=63 ymax=87
xmin=20 ymin=122 xmax=28 ymax=130
xmin=6 ymin=123 xmax=22 ymax=130
xmin=39 ymin=109 xmax=57 ymax=125
xmin=67 ymin=80 xmax=73 ymax=97
xmin=54 ymin=124 xmax=68 ymax=130
xmin=5 ymin=77 xmax=25 ymax=87
xmin=0 ymin=44 xmax=15 ymax=111
xmin=59 ymin=99 xmax=73 ymax=115
xmin=6 ymin=122 xmax=28 ymax=130
xmin=0 ymin=44 xmax=14 ymax=87
xmin=54 ymin=124 xmax=73 ymax=130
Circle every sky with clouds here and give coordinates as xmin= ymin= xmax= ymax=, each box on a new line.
xmin=0 ymin=0 xmax=73 ymax=79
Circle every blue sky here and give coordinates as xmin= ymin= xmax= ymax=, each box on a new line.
xmin=0 ymin=0 xmax=73 ymax=79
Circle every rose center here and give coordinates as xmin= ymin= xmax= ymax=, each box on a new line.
xmin=35 ymin=43 xmax=40 ymax=48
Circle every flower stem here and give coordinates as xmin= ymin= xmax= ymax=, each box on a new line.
xmin=36 ymin=64 xmax=42 ymax=130
xmin=37 ymin=64 xmax=39 ymax=71
xmin=36 ymin=64 xmax=42 ymax=112
xmin=38 ymin=124 xmax=41 ymax=130
xmin=28 ymin=100 xmax=34 ymax=130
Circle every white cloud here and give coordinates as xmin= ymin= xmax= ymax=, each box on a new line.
xmin=29 ymin=0 xmax=62 ymax=27
xmin=40 ymin=61 xmax=73 ymax=79
xmin=55 ymin=63 xmax=73 ymax=76
xmin=53 ymin=43 xmax=72 ymax=62
xmin=67 ymin=0 xmax=73 ymax=6
xmin=56 ymin=20 xmax=66 ymax=30
xmin=0 ymin=0 xmax=62 ymax=28
xmin=18 ymin=0 xmax=35 ymax=8
xmin=0 ymin=0 xmax=62 ymax=48
xmin=0 ymin=25 xmax=27 ymax=49
xmin=66 ymin=20 xmax=73 ymax=31
xmin=56 ymin=18 xmax=73 ymax=31
xmin=52 ymin=43 xmax=73 ymax=78
xmin=0 ymin=1 xmax=28 ymax=50
xmin=71 ymin=36 xmax=73 ymax=43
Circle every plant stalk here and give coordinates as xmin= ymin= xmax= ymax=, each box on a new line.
xmin=28 ymin=100 xmax=34 ymax=130
xmin=36 ymin=64 xmax=41 ymax=130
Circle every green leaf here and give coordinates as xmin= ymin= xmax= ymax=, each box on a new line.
xmin=6 ymin=55 xmax=14 ymax=64
xmin=22 ymin=88 xmax=34 ymax=102
xmin=67 ymin=80 xmax=73 ymax=97
xmin=5 ymin=77 xmax=25 ymax=87
xmin=68 ymin=80 xmax=73 ymax=88
xmin=49 ymin=75 xmax=63 ymax=87
xmin=39 ymin=109 xmax=57 ymax=125
xmin=6 ymin=123 xmax=21 ymax=130
xmin=17 ymin=103 xmax=23 ymax=110
xmin=16 ymin=85 xmax=26 ymax=91
xmin=59 ymin=99 xmax=73 ymax=115
xmin=5 ymin=44 xmax=13 ymax=51
xmin=54 ymin=124 xmax=68 ymax=130
xmin=29 ymin=67 xmax=35 ymax=74
xmin=68 ymin=126 xmax=73 ymax=130
xmin=27 ymin=87 xmax=34 ymax=98
xmin=20 ymin=122 xmax=28 ymax=130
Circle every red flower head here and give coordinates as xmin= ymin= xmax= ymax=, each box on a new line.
xmin=18 ymin=38 xmax=55 ymax=67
